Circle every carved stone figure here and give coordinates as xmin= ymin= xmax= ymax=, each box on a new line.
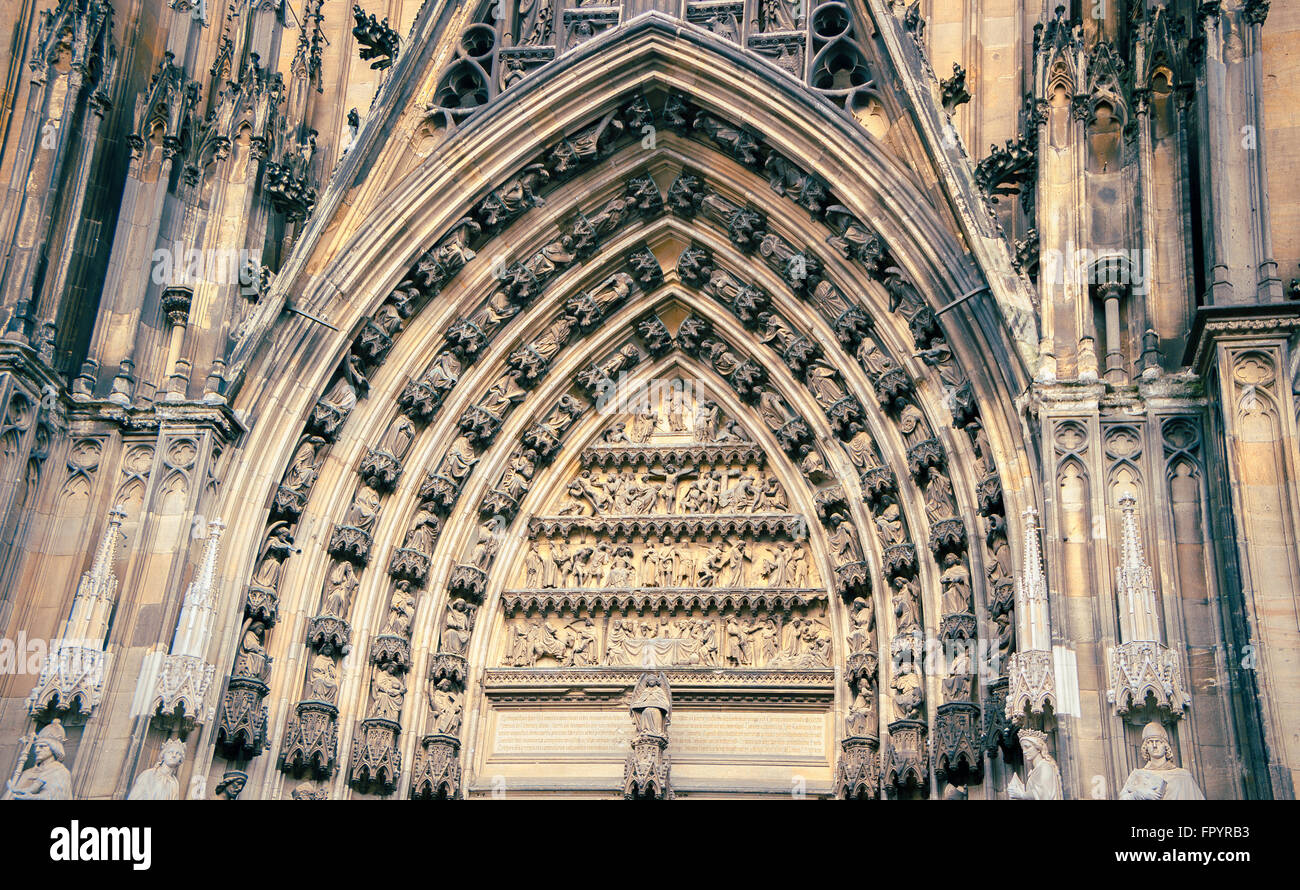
xmin=942 ymin=645 xmax=973 ymax=702
xmin=442 ymin=601 xmax=473 ymax=655
xmin=443 ymin=435 xmax=478 ymax=481
xmin=370 ymin=663 xmax=406 ymax=721
xmin=891 ymin=660 xmax=924 ymax=721
xmin=939 ymin=553 xmax=972 ymax=615
xmin=847 ymin=597 xmax=876 ymax=655
xmin=214 ymin=770 xmax=247 ymax=800
xmin=322 ymin=560 xmax=359 ymax=617
xmin=1008 ymin=729 xmax=1063 ymax=800
xmin=5 ymin=719 xmax=72 ymax=800
xmin=1119 ymin=722 xmax=1205 ymax=800
xmin=233 ymin=620 xmax=268 ymax=678
xmin=630 ymin=672 xmax=672 ymax=736
xmin=308 ymin=652 xmax=339 ymax=703
xmin=127 ymin=738 xmax=185 ymax=800
xmin=827 ymin=515 xmax=862 ymax=567
xmin=382 ymin=589 xmax=415 ymax=637
xmin=429 ymin=678 xmax=463 ymax=735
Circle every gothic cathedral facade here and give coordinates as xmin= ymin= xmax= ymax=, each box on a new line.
xmin=0 ymin=0 xmax=1296 ymax=800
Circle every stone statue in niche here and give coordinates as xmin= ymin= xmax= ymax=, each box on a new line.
xmin=846 ymin=429 xmax=879 ymax=470
xmin=282 ymin=436 xmax=327 ymax=495
xmin=891 ymin=660 xmax=924 ymax=721
xmin=497 ymin=448 xmax=536 ymax=502
xmin=442 ymin=435 xmax=478 ymax=481
xmin=1008 ymin=729 xmax=1063 ymax=800
xmin=806 ymin=359 xmax=847 ymax=407
xmin=470 ymin=521 xmax=501 ymax=570
xmin=993 ymin=609 xmax=1015 ymax=658
xmin=441 ymin=601 xmax=474 ymax=656
xmin=800 ymin=450 xmax=826 ymax=481
xmin=847 ymin=597 xmax=876 ymax=655
xmin=233 ymin=619 xmax=269 ymax=678
xmin=322 ymin=560 xmax=359 ymax=617
xmin=477 ymin=371 xmax=527 ymax=420
xmin=856 ymin=340 xmax=895 ymax=378
xmin=316 ymin=354 xmax=369 ymax=423
xmin=827 ymin=515 xmax=863 ymax=567
xmin=127 ymin=738 xmax=185 ymax=800
xmin=466 ymin=289 xmax=518 ymax=335
xmin=378 ymin=417 xmax=415 ymax=460
xmin=898 ymin=404 xmax=928 ymax=447
xmin=425 ymin=350 xmax=462 ymax=393
xmin=916 ymin=342 xmax=965 ymax=389
xmin=429 ymin=679 xmax=462 ymax=735
xmin=924 ymin=471 xmax=956 ymax=522
xmin=382 ymin=588 xmax=415 ymax=637
xmin=404 ymin=508 xmax=440 ymax=557
xmin=942 ymin=644 xmax=973 ymax=702
xmin=986 ymin=531 xmax=1012 ymax=585
xmin=892 ymin=575 xmax=921 ymax=632
xmin=290 ymin=782 xmax=328 ymax=800
xmin=5 ymin=719 xmax=72 ymax=800
xmin=939 ymin=553 xmax=972 ymax=615
xmin=308 ymin=650 xmax=339 ymax=703
xmin=370 ymin=662 xmax=406 ymax=722
xmin=846 ymin=688 xmax=875 ymax=736
xmin=343 ymin=484 xmax=382 ymax=532
xmin=630 ymin=672 xmax=672 ymax=736
xmin=1119 ymin=722 xmax=1205 ymax=800
xmin=874 ymin=502 xmax=904 ymax=546
xmin=250 ymin=523 xmax=295 ymax=591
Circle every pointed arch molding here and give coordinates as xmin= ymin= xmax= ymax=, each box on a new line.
xmin=207 ymin=29 xmax=1038 ymax=797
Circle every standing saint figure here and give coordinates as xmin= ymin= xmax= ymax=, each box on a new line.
xmin=1007 ymin=729 xmax=1063 ymax=800
xmin=1119 ymin=721 xmax=1205 ymax=800
xmin=5 ymin=719 xmax=72 ymax=800
xmin=629 ymin=671 xmax=672 ymax=736
xmin=127 ymin=738 xmax=185 ymax=800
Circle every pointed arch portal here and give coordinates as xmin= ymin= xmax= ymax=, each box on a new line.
xmin=207 ymin=17 xmax=1038 ymax=800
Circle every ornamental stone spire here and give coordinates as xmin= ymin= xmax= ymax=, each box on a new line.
xmin=27 ymin=505 xmax=127 ymax=717
xmin=150 ymin=517 xmax=224 ymax=730
xmin=1106 ymin=496 xmax=1189 ymax=721
xmin=1006 ymin=507 xmax=1055 ymax=726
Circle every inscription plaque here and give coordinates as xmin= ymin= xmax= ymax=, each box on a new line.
xmin=489 ymin=706 xmax=829 ymax=761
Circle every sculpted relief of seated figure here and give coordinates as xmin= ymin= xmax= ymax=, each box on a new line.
xmin=521 ymin=538 xmax=816 ymax=589
xmin=550 ymin=465 xmax=788 ymax=518
xmin=498 ymin=610 xmax=830 ymax=670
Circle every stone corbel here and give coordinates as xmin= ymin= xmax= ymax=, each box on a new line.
xmin=150 ymin=653 xmax=216 ymax=732
xmin=410 ymin=734 xmax=461 ymax=799
xmin=1106 ymin=640 xmax=1190 ymax=721
xmin=27 ymin=645 xmax=111 ymax=719
xmin=1005 ymin=648 xmax=1055 ymax=726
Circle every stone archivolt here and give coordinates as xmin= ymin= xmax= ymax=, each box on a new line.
xmin=200 ymin=82 xmax=1014 ymax=800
